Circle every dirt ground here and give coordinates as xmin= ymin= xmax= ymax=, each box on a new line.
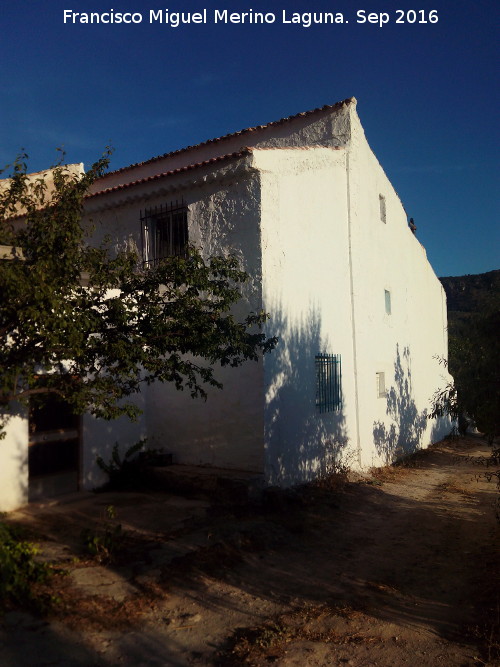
xmin=1 ymin=436 xmax=499 ymax=666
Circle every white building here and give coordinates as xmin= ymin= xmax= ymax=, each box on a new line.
xmin=0 ymin=98 xmax=452 ymax=510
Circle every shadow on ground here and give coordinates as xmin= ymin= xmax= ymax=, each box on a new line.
xmin=2 ymin=437 xmax=498 ymax=666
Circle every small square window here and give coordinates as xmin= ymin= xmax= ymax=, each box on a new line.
xmin=376 ymin=372 xmax=386 ymax=398
xmin=384 ymin=289 xmax=391 ymax=315
xmin=315 ymin=354 xmax=342 ymax=413
xmin=379 ymin=194 xmax=386 ymax=223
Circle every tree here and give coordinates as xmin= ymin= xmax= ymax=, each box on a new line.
xmin=429 ymin=304 xmax=500 ymax=444
xmin=0 ymin=152 xmax=277 ymax=434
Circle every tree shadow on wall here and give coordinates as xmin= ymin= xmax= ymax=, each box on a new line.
xmin=264 ymin=305 xmax=351 ymax=487
xmin=373 ymin=344 xmax=428 ymax=465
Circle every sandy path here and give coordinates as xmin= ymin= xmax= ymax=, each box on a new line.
xmin=1 ymin=436 xmax=498 ymax=666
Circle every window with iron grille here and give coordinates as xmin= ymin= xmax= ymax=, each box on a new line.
xmin=315 ymin=353 xmax=342 ymax=413
xmin=141 ymin=201 xmax=188 ymax=267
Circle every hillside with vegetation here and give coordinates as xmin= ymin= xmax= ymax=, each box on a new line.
xmin=436 ymin=269 xmax=499 ymax=442
xmin=440 ymin=269 xmax=500 ymax=335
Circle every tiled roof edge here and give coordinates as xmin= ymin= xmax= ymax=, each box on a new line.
xmin=87 ymin=148 xmax=253 ymax=199
xmin=100 ymin=97 xmax=356 ymax=179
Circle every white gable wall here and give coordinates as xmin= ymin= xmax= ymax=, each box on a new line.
xmin=346 ymin=107 xmax=452 ymax=466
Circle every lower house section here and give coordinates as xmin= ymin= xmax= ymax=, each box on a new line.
xmin=28 ymin=434 xmax=80 ymax=502
xmin=144 ymin=360 xmax=266 ymax=474
xmin=0 ymin=365 xmax=452 ymax=512
xmin=80 ymin=409 xmax=147 ymax=492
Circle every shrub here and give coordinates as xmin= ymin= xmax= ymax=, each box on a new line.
xmin=81 ymin=505 xmax=124 ymax=563
xmin=0 ymin=522 xmax=53 ymax=611
xmin=96 ymin=440 xmax=146 ymax=490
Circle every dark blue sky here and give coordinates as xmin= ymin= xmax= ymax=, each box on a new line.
xmin=1 ymin=1 xmax=498 ymax=277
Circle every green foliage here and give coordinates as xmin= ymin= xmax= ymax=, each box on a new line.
xmin=430 ymin=303 xmax=500 ymax=444
xmin=440 ymin=270 xmax=500 ymax=331
xmin=0 ymin=152 xmax=277 ymax=433
xmin=81 ymin=505 xmax=124 ymax=563
xmin=96 ymin=440 xmax=146 ymax=490
xmin=0 ymin=521 xmax=53 ymax=610
xmin=429 ymin=371 xmax=461 ymax=425
xmin=430 ymin=296 xmax=500 ymax=526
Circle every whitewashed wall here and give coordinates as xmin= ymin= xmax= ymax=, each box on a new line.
xmin=85 ymin=156 xmax=266 ymax=473
xmin=257 ymin=147 xmax=359 ymax=485
xmin=0 ymin=410 xmax=28 ymax=511
xmin=346 ymin=105 xmax=452 ymax=467
xmin=145 ymin=172 xmax=266 ymax=471
xmin=81 ymin=410 xmax=147 ymax=490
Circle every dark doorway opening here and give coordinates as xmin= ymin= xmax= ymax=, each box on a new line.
xmin=28 ymin=393 xmax=81 ymax=501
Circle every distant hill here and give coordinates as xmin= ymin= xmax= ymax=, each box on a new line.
xmin=439 ymin=269 xmax=500 ymax=335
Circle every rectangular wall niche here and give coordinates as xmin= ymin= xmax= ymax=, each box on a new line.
xmin=379 ymin=194 xmax=386 ymax=223
xmin=376 ymin=372 xmax=386 ymax=398
xmin=384 ymin=289 xmax=391 ymax=315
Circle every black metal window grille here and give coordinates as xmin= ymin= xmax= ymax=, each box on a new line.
xmin=141 ymin=200 xmax=188 ymax=267
xmin=315 ymin=353 xmax=342 ymax=413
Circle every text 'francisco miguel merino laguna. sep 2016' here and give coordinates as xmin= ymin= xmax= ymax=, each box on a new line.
xmin=62 ymin=8 xmax=440 ymax=29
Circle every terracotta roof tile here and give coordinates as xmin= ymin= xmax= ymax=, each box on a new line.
xmin=88 ymin=149 xmax=252 ymax=199
xmin=100 ymin=97 xmax=355 ymax=179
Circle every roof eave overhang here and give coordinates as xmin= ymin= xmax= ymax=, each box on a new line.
xmin=85 ymin=149 xmax=255 ymax=213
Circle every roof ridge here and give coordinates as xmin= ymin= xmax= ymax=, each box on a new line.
xmin=99 ymin=97 xmax=355 ymax=179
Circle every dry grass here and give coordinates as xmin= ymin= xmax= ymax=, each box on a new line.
xmin=307 ymin=470 xmax=350 ymax=493
xmin=44 ymin=573 xmax=162 ymax=631
xmin=218 ymin=603 xmax=380 ymax=665
xmin=364 ymin=444 xmax=444 ymax=485
xmin=365 ymin=464 xmax=412 ymax=485
xmin=436 ymin=480 xmax=475 ymax=499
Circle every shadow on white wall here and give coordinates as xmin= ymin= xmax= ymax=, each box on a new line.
xmin=265 ymin=304 xmax=350 ymax=486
